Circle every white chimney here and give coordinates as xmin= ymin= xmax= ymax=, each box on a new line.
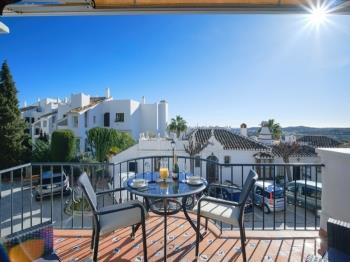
xmin=105 ymin=88 xmax=111 ymax=98
xmin=240 ymin=123 xmax=248 ymax=137
xmin=141 ymin=96 xmax=146 ymax=104
xmin=64 ymin=97 xmax=68 ymax=103
xmin=23 ymin=101 xmax=27 ymax=107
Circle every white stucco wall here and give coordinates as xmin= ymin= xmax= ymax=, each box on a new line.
xmin=157 ymin=101 xmax=168 ymax=137
xmin=111 ymin=137 xmax=265 ymax=186
xmin=23 ymin=92 xmax=168 ymax=153
xmin=316 ymin=148 xmax=350 ymax=231
xmin=140 ymin=103 xmax=158 ymax=136
xmin=71 ymin=93 xmax=90 ymax=109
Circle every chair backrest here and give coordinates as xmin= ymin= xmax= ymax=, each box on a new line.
xmin=239 ymin=169 xmax=258 ymax=207
xmin=78 ymin=173 xmax=97 ymax=213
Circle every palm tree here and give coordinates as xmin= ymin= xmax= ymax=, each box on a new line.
xmin=273 ymin=142 xmax=300 ymax=181
xmin=168 ymin=115 xmax=187 ymax=138
xmin=259 ymin=119 xmax=282 ymax=140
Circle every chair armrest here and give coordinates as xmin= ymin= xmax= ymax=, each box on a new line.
xmin=198 ymin=196 xmax=241 ymax=207
xmin=96 ymin=187 xmax=126 ymax=196
xmin=207 ymin=183 xmax=241 ymax=191
xmin=97 ymin=202 xmax=145 ymax=216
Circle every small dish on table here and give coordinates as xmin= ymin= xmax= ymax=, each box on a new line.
xmin=129 ymin=178 xmax=148 ymax=189
xmin=186 ymin=176 xmax=204 ymax=185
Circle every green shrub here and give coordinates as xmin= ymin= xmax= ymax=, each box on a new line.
xmin=51 ymin=129 xmax=75 ymax=162
xmin=32 ymin=140 xmax=51 ymax=162
xmin=87 ymin=127 xmax=135 ymax=162
xmin=109 ymin=146 xmax=121 ymax=156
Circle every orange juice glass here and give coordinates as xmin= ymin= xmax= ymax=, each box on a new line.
xmin=159 ymin=167 xmax=169 ymax=180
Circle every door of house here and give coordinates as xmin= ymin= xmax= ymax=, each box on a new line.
xmin=104 ymin=112 xmax=110 ymax=127
xmin=293 ymin=166 xmax=301 ymax=180
xmin=206 ymin=154 xmax=219 ymax=184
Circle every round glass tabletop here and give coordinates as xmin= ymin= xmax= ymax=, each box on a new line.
xmin=124 ymin=172 xmax=207 ymax=198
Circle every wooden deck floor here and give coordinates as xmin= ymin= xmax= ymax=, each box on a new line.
xmin=54 ymin=213 xmax=323 ymax=262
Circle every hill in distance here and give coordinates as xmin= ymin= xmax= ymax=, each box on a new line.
xmin=232 ymin=126 xmax=350 ymax=142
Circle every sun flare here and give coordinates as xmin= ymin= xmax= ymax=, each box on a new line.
xmin=309 ymin=6 xmax=328 ymax=25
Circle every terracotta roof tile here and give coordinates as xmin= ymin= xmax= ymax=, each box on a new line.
xmin=297 ymin=135 xmax=341 ymax=148
xmin=20 ymin=105 xmax=39 ymax=112
xmin=69 ymin=97 xmax=106 ymax=113
xmin=272 ymin=145 xmax=317 ymax=158
xmin=190 ymin=128 xmax=269 ymax=151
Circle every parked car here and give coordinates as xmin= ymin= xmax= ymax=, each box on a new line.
xmin=34 ymin=171 xmax=71 ymax=201
xmin=286 ymin=180 xmax=322 ymax=211
xmin=251 ymin=181 xmax=285 ymax=213
xmin=208 ymin=182 xmax=253 ymax=213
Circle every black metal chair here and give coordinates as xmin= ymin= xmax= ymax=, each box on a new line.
xmin=193 ymin=169 xmax=258 ymax=262
xmin=78 ymin=172 xmax=148 ymax=262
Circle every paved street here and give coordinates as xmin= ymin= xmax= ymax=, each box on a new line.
xmin=0 ymin=181 xmax=113 ymax=237
xmin=0 ymin=182 xmax=320 ymax=237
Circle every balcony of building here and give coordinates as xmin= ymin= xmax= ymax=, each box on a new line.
xmin=1 ymin=150 xmax=349 ymax=261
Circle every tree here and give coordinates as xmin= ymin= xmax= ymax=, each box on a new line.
xmin=0 ymin=61 xmax=26 ymax=169
xmin=168 ymin=115 xmax=187 ymax=138
xmin=32 ymin=139 xmax=51 ymax=162
xmin=274 ymin=142 xmax=300 ymax=181
xmin=87 ymin=127 xmax=135 ymax=162
xmin=259 ymin=119 xmax=282 ymax=140
xmin=51 ymin=129 xmax=76 ymax=162
xmin=116 ymin=132 xmax=135 ymax=151
xmin=184 ymin=130 xmax=212 ymax=173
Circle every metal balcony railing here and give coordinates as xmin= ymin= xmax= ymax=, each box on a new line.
xmin=0 ymin=156 xmax=324 ymax=238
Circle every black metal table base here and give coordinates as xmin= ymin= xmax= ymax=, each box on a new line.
xmin=144 ymin=196 xmax=204 ymax=261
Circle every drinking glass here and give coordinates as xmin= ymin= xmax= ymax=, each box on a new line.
xmin=159 ymin=159 xmax=169 ymax=181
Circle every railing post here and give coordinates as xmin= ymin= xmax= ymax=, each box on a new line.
xmin=0 ymin=169 xmax=2 ymax=237
xmin=70 ymin=165 xmax=74 ymax=229
xmin=10 ymin=170 xmax=13 ymax=234
xmin=273 ymin=165 xmax=276 ymax=230
xmin=50 ymin=165 xmax=53 ymax=226
xmin=284 ymin=165 xmax=286 ymax=230
xmin=21 ymin=167 xmax=24 ymax=231
xmin=60 ymin=165 xmax=64 ymax=229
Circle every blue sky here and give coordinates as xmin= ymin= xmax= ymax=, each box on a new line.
xmin=1 ymin=14 xmax=350 ymax=128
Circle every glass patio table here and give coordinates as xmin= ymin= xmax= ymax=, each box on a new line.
xmin=125 ymin=172 xmax=207 ymax=261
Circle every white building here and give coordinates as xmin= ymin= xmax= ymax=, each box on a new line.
xmin=111 ymin=126 xmax=329 ymax=185
xmin=21 ymin=89 xmax=169 ymax=153
xmin=258 ymin=121 xmax=275 ymax=145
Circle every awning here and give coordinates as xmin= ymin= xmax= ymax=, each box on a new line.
xmin=2 ymin=0 xmax=350 ymax=16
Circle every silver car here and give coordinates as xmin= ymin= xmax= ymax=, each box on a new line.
xmin=252 ymin=181 xmax=285 ymax=213
xmin=34 ymin=171 xmax=71 ymax=201
xmin=286 ymin=180 xmax=322 ymax=211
